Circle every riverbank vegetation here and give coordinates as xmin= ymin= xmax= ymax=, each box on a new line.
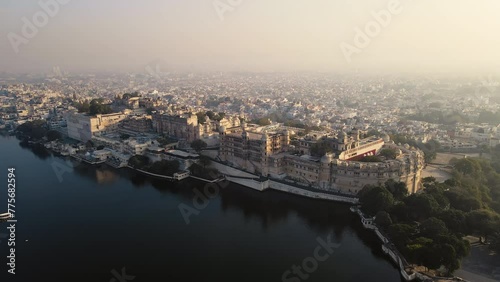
xmin=128 ymin=155 xmax=180 ymax=177
xmin=188 ymin=156 xmax=220 ymax=180
xmin=359 ymin=156 xmax=500 ymax=275
xmin=73 ymin=98 xmax=113 ymax=115
xmin=17 ymin=120 xmax=62 ymax=141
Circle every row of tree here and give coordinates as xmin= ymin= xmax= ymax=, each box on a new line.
xmin=17 ymin=120 xmax=62 ymax=141
xmin=73 ymin=98 xmax=113 ymax=115
xmin=196 ymin=111 xmax=227 ymax=124
xmin=359 ymin=156 xmax=500 ymax=274
xmin=128 ymin=155 xmax=180 ymax=177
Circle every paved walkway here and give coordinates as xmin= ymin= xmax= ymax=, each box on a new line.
xmin=456 ymin=244 xmax=500 ymax=282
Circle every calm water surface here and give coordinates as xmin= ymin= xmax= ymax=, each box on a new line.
xmin=0 ymin=135 xmax=402 ymax=282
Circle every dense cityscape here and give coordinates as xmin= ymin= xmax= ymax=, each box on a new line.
xmin=1 ymin=71 xmax=500 ymax=281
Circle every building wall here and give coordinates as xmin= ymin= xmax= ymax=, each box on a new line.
xmin=67 ymin=113 xmax=93 ymax=142
xmin=67 ymin=112 xmax=127 ymax=142
xmin=153 ymin=113 xmax=200 ymax=142
xmin=219 ymin=126 xmax=290 ymax=175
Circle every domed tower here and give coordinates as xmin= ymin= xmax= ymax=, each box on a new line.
xmin=283 ymin=129 xmax=290 ymax=149
xmin=319 ymin=152 xmax=334 ymax=190
xmin=261 ymin=132 xmax=269 ymax=154
xmin=382 ymin=133 xmax=391 ymax=143
xmin=219 ymin=126 xmax=227 ymax=160
xmin=342 ymin=131 xmax=348 ymax=144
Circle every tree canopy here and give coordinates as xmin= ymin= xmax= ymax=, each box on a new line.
xmin=357 ymin=157 xmax=500 ymax=274
xmin=191 ymin=139 xmax=208 ymax=152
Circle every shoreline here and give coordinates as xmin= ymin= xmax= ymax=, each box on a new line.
xmin=23 ymin=137 xmax=454 ymax=282
xmin=351 ymin=206 xmax=471 ymax=282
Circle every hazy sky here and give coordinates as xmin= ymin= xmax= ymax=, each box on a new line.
xmin=1 ymin=0 xmax=500 ymax=74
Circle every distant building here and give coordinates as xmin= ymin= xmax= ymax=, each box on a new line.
xmin=152 ymin=113 xmax=200 ymax=143
xmin=66 ymin=112 xmax=127 ymax=142
xmin=124 ymin=138 xmax=152 ymax=155
xmin=120 ymin=116 xmax=153 ymax=133
xmin=219 ymin=123 xmax=290 ymax=176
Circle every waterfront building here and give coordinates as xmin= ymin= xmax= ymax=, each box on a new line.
xmin=219 ymin=123 xmax=290 ymax=176
xmin=219 ymin=125 xmax=424 ymax=195
xmin=152 ymin=113 xmax=200 ymax=143
xmin=66 ymin=112 xmax=127 ymax=142
xmin=124 ymin=138 xmax=153 ymax=155
xmin=152 ymin=112 xmax=242 ymax=147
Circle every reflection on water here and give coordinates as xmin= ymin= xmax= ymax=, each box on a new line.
xmin=18 ymin=140 xmax=51 ymax=160
xmin=94 ymin=169 xmax=118 ymax=184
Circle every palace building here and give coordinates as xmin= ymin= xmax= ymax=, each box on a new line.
xmin=219 ymin=124 xmax=424 ymax=195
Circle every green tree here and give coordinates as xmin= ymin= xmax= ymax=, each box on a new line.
xmin=404 ymin=193 xmax=439 ymax=221
xmin=120 ymin=134 xmax=131 ymax=140
xmin=385 ymin=179 xmax=408 ymax=201
xmin=88 ymin=99 xmax=112 ymax=115
xmin=490 ymin=229 xmax=500 ymax=253
xmin=466 ymin=209 xmax=500 ymax=242
xmin=253 ymin=117 xmax=271 ymax=126
xmin=310 ymin=140 xmax=333 ymax=157
xmin=199 ymin=155 xmax=211 ymax=168
xmin=46 ymin=130 xmax=62 ymax=141
xmin=445 ymin=189 xmax=481 ymax=212
xmin=149 ymin=160 xmax=180 ymax=176
xmin=454 ymin=158 xmax=481 ymax=175
xmin=191 ymin=139 xmax=208 ymax=152
xmin=420 ymin=217 xmax=448 ymax=239
xmin=379 ymin=148 xmax=398 ymax=159
xmin=17 ymin=120 xmax=48 ymax=139
xmin=128 ymin=155 xmax=150 ymax=169
xmin=217 ymin=112 xmax=226 ymax=120
xmin=196 ymin=112 xmax=207 ymax=124
xmin=437 ymin=243 xmax=460 ymax=274
xmin=359 ymin=186 xmax=394 ymax=216
xmin=388 ymin=224 xmax=417 ymax=247
xmin=359 ymin=156 xmax=382 ymax=162
xmin=206 ymin=111 xmax=216 ymax=120
xmin=406 ymin=237 xmax=433 ymax=267
xmin=375 ymin=211 xmax=393 ymax=229
xmin=437 ymin=209 xmax=468 ymax=235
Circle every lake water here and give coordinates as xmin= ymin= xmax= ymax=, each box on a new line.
xmin=0 ymin=135 xmax=402 ymax=282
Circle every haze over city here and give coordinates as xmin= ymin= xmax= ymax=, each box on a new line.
xmin=2 ymin=1 xmax=500 ymax=282
xmin=1 ymin=0 xmax=500 ymax=74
